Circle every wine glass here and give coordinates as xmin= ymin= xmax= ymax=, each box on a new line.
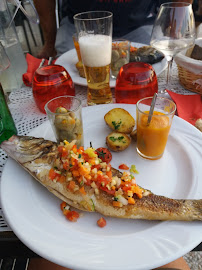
xmin=150 ymin=2 xmax=195 ymax=94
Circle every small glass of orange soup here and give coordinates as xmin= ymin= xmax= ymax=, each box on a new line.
xmin=136 ymin=96 xmax=176 ymax=160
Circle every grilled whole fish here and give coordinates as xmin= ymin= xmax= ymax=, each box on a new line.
xmin=1 ymin=135 xmax=202 ymax=221
xmin=130 ymin=46 xmax=165 ymax=65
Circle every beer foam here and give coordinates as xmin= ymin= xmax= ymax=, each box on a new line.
xmin=79 ymin=35 xmax=112 ymax=67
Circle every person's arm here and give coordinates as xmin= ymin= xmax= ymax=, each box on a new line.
xmin=33 ymin=0 xmax=57 ymax=58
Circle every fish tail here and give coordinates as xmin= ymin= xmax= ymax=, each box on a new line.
xmin=189 ymin=199 xmax=202 ymax=221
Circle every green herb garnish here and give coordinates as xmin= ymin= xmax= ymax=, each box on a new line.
xmin=109 ymin=136 xmax=116 ymax=142
xmin=96 ymin=149 xmax=106 ymax=159
xmin=112 ymin=120 xmax=122 ymax=130
xmin=90 ymin=199 xmax=95 ymax=211
xmin=110 ymin=136 xmax=126 ymax=143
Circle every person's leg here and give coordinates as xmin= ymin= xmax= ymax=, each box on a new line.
xmin=28 ymin=256 xmax=190 ymax=270
xmin=155 ymin=257 xmax=190 ymax=270
xmin=33 ymin=0 xmax=57 ymax=58
xmin=28 ymin=258 xmax=71 ymax=270
xmin=55 ymin=16 xmax=76 ymax=56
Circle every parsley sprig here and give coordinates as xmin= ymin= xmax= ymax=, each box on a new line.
xmin=112 ymin=120 xmax=122 ymax=130
xmin=96 ymin=149 xmax=106 ymax=159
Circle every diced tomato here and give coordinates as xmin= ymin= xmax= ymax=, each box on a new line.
xmin=106 ymin=170 xmax=112 ymax=179
xmin=49 ymin=168 xmax=57 ymax=180
xmin=119 ymin=164 xmax=129 ymax=170
xmin=79 ymin=186 xmax=86 ymax=195
xmin=113 ymin=201 xmax=122 ymax=207
xmin=63 ymin=208 xmax=70 ymax=216
xmin=58 ymin=146 xmax=64 ymax=153
xmin=60 ymin=201 xmax=67 ymax=211
xmin=72 ymin=145 xmax=77 ymax=154
xmin=122 ymin=185 xmax=132 ymax=192
xmin=100 ymin=186 xmax=115 ymax=195
xmin=97 ymin=217 xmax=106 ymax=228
xmin=60 ymin=202 xmax=70 ymax=216
xmin=72 ymin=170 xmax=80 ymax=177
xmin=91 ymin=164 xmax=101 ymax=170
xmin=97 ymin=174 xmax=108 ymax=186
xmin=128 ymin=197 xmax=135 ymax=204
xmin=70 ymin=157 xmax=79 ymax=169
xmin=66 ymin=210 xmax=80 ymax=222
xmin=82 ymin=152 xmax=91 ymax=162
xmin=78 ymin=146 xmax=84 ymax=154
xmin=58 ymin=146 xmax=68 ymax=158
xmin=67 ymin=180 xmax=76 ymax=191
xmin=63 ymin=161 xmax=69 ymax=170
xmin=49 ymin=168 xmax=61 ymax=181
xmin=59 ymin=175 xmax=66 ymax=183
xmin=96 ymin=147 xmax=112 ymax=163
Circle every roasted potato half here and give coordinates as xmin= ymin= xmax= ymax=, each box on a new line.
xmin=104 ymin=108 xmax=135 ymax=134
xmin=75 ymin=61 xmax=86 ymax=78
xmin=106 ymin=132 xmax=131 ymax=152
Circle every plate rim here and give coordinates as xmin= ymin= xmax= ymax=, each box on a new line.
xmin=55 ymin=42 xmax=168 ymax=87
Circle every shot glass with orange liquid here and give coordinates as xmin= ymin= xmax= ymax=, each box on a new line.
xmin=136 ymin=96 xmax=176 ymax=160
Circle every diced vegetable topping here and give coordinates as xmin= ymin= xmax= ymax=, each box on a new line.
xmin=66 ymin=211 xmax=80 ymax=222
xmin=60 ymin=201 xmax=80 ymax=222
xmin=49 ymin=141 xmax=143 ymax=208
xmin=119 ymin=164 xmax=129 ymax=170
xmin=130 ymin=164 xmax=139 ymax=174
xmin=97 ymin=217 xmax=106 ymax=228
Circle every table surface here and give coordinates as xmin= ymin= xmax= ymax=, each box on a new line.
xmin=0 ymin=62 xmax=201 ymax=260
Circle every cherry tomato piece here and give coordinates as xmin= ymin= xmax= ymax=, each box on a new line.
xmin=118 ymin=164 xmax=129 ymax=170
xmin=60 ymin=201 xmax=67 ymax=211
xmin=97 ymin=217 xmax=107 ymax=228
xmin=66 ymin=210 xmax=80 ymax=222
xmin=96 ymin=147 xmax=112 ymax=163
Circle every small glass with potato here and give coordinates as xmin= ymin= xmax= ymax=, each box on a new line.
xmin=45 ymin=96 xmax=84 ymax=147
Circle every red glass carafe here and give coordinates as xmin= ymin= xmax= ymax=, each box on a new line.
xmin=32 ymin=65 xmax=75 ymax=114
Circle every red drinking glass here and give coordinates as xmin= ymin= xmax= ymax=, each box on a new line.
xmin=115 ymin=62 xmax=158 ymax=104
xmin=32 ymin=64 xmax=75 ymax=113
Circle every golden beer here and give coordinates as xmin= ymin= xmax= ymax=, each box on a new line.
xmin=79 ymin=34 xmax=112 ymax=105
xmin=84 ymin=64 xmax=112 ymax=105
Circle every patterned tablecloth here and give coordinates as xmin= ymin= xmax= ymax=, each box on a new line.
xmin=0 ymin=62 xmax=197 ymax=231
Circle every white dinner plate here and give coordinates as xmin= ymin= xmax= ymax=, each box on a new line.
xmin=1 ymin=104 xmax=202 ymax=270
xmin=56 ymin=43 xmax=167 ymax=87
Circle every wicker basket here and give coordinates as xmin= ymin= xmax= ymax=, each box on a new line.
xmin=175 ymin=40 xmax=202 ymax=95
